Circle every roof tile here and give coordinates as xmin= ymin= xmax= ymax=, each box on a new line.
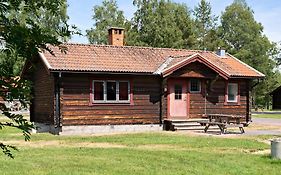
xmin=41 ymin=43 xmax=264 ymax=78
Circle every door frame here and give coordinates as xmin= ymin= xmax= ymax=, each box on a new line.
xmin=167 ymin=78 xmax=190 ymax=119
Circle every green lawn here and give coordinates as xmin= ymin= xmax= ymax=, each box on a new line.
xmin=253 ymin=114 xmax=281 ymax=119
xmin=1 ymin=127 xmax=281 ymax=175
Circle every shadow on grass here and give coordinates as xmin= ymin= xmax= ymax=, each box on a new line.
xmin=261 ymin=155 xmax=281 ymax=164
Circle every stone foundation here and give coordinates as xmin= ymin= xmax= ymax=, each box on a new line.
xmin=32 ymin=123 xmax=163 ymax=135
xmin=32 ymin=122 xmax=60 ymax=135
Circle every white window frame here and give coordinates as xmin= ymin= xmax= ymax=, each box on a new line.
xmin=227 ymin=83 xmax=238 ymax=102
xmin=189 ymin=79 xmax=201 ymax=93
xmin=174 ymin=84 xmax=182 ymax=100
xmin=92 ymin=80 xmax=130 ymax=103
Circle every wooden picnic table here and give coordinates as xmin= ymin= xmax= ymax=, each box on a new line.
xmin=199 ymin=114 xmax=246 ymax=134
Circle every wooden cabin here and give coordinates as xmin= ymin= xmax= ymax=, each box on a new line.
xmin=270 ymin=86 xmax=281 ymax=110
xmin=22 ymin=27 xmax=265 ymax=134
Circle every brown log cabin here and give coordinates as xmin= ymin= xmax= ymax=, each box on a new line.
xmin=270 ymin=86 xmax=281 ymax=110
xmin=22 ymin=27 xmax=264 ymax=134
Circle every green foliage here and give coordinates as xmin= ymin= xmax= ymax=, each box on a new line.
xmin=0 ymin=0 xmax=73 ymax=158
xmin=86 ymin=0 xmax=126 ymax=44
xmin=128 ymin=0 xmax=195 ymax=48
xmin=219 ymin=0 xmax=280 ymax=108
xmin=0 ymin=77 xmax=33 ymax=158
xmin=193 ymin=0 xmax=220 ymax=50
xmin=5 ymin=0 xmax=70 ymax=42
xmin=0 ymin=50 xmax=24 ymax=76
xmin=254 ymin=114 xmax=281 ymax=119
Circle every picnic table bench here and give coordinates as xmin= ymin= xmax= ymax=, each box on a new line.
xmin=198 ymin=114 xmax=246 ymax=134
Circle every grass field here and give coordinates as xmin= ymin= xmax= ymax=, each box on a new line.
xmin=1 ymin=126 xmax=281 ymax=175
xmin=252 ymin=114 xmax=281 ymax=119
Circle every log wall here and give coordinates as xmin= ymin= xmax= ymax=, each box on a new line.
xmin=30 ymin=59 xmax=54 ymax=124
xmin=61 ymin=74 xmax=162 ymax=125
xmin=189 ymin=79 xmax=248 ymax=119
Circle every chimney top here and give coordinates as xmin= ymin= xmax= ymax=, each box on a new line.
xmin=108 ymin=27 xmax=124 ymax=46
xmin=216 ymin=47 xmax=226 ymax=57
xmin=108 ymin=27 xmax=125 ymax=30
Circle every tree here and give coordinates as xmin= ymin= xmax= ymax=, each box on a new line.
xmin=0 ymin=0 xmax=70 ymax=77
xmin=86 ymin=0 xmax=126 ymax=44
xmin=127 ymin=0 xmax=195 ymax=48
xmin=219 ymin=0 xmax=279 ymax=108
xmin=0 ymin=0 xmax=72 ymax=158
xmin=193 ymin=0 xmax=220 ymax=50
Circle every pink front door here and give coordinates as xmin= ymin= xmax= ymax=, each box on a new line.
xmin=168 ymin=80 xmax=187 ymax=118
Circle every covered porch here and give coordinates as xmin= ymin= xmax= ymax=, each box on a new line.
xmin=160 ymin=54 xmax=251 ymax=132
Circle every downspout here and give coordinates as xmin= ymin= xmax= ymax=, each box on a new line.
xmin=54 ymin=72 xmax=62 ymax=133
xmin=159 ymin=76 xmax=167 ymax=125
xmin=204 ymin=80 xmax=207 ymax=116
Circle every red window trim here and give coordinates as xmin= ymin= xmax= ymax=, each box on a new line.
xmin=224 ymin=81 xmax=240 ymax=106
xmin=89 ymin=78 xmax=134 ymax=106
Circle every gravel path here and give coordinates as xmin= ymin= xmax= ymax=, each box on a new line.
xmin=252 ymin=118 xmax=281 ymax=126
xmin=244 ymin=130 xmax=281 ymax=136
xmin=244 ymin=117 xmax=281 ymax=136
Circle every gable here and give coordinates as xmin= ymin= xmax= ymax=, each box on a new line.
xmin=270 ymin=85 xmax=281 ymax=95
xmin=168 ymin=61 xmax=218 ymax=78
xmin=21 ymin=54 xmax=50 ymax=80
xmin=162 ymin=54 xmax=229 ymax=79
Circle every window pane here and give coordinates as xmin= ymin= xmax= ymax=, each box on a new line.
xmin=107 ymin=82 xmax=116 ymax=100
xmin=228 ymin=83 xmax=238 ymax=102
xmin=190 ymin=79 xmax=200 ymax=92
xmin=174 ymin=84 xmax=182 ymax=100
xmin=94 ymin=82 xmax=104 ymax=100
xmin=119 ymin=82 xmax=129 ymax=101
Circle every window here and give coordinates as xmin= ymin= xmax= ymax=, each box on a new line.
xmin=107 ymin=82 xmax=116 ymax=100
xmin=174 ymin=84 xmax=182 ymax=100
xmin=190 ymin=79 xmax=201 ymax=93
xmin=92 ymin=80 xmax=130 ymax=103
xmin=227 ymin=83 xmax=238 ymax=102
xmin=93 ymin=81 xmax=104 ymax=100
xmin=119 ymin=82 xmax=129 ymax=100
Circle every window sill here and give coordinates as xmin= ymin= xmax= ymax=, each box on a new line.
xmin=190 ymin=91 xmax=201 ymax=94
xmin=89 ymin=102 xmax=133 ymax=106
xmin=224 ymin=102 xmax=240 ymax=106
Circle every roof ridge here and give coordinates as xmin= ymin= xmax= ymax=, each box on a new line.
xmin=63 ymin=42 xmax=215 ymax=53
xmin=170 ymin=54 xmax=203 ymax=59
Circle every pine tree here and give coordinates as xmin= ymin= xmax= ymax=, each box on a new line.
xmin=193 ymin=0 xmax=219 ymax=50
xmin=220 ymin=0 xmax=279 ymax=107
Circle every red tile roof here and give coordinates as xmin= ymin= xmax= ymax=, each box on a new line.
xmin=40 ymin=43 xmax=264 ymax=78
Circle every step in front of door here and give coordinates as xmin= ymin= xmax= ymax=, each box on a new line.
xmin=170 ymin=119 xmax=220 ymax=131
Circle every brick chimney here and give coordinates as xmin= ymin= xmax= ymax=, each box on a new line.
xmin=108 ymin=27 xmax=124 ymax=46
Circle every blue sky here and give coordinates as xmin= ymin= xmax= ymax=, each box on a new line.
xmin=67 ymin=0 xmax=281 ymax=44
